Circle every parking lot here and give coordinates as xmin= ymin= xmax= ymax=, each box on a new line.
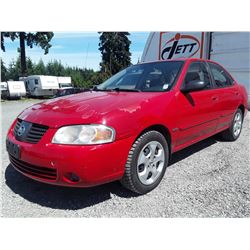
xmin=1 ymin=99 xmax=250 ymax=217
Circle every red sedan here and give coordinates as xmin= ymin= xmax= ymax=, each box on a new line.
xmin=6 ymin=58 xmax=248 ymax=194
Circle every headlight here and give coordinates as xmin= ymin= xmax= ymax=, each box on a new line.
xmin=52 ymin=125 xmax=115 ymax=145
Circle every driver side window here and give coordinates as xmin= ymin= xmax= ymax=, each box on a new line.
xmin=185 ymin=62 xmax=211 ymax=89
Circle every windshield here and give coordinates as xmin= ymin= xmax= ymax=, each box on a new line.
xmin=97 ymin=61 xmax=184 ymax=92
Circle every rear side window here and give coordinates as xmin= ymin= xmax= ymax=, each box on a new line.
xmin=208 ymin=62 xmax=234 ymax=88
xmin=184 ymin=62 xmax=211 ymax=89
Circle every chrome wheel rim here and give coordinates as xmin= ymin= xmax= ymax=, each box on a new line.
xmin=137 ymin=141 xmax=165 ymax=185
xmin=233 ymin=112 xmax=242 ymax=137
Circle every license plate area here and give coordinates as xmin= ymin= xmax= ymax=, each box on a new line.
xmin=6 ymin=139 xmax=20 ymax=159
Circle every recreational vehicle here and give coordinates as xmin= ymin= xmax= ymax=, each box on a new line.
xmin=1 ymin=81 xmax=26 ymax=99
xmin=22 ymin=75 xmax=59 ymax=97
xmin=57 ymin=76 xmax=73 ymax=89
xmin=0 ymin=82 xmax=7 ymax=98
xmin=0 ymin=81 xmax=7 ymax=91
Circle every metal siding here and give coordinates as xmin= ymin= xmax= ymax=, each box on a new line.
xmin=210 ymin=32 xmax=250 ymax=96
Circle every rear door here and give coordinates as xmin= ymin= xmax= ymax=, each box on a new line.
xmin=207 ymin=62 xmax=240 ymax=131
xmin=175 ymin=61 xmax=220 ymax=149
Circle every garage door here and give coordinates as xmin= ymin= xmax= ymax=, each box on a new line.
xmin=210 ymin=32 xmax=250 ymax=105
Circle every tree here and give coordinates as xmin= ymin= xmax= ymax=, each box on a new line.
xmin=1 ymin=59 xmax=8 ymax=81
xmin=34 ymin=59 xmax=46 ymax=75
xmin=46 ymin=60 xmax=65 ymax=76
xmin=26 ymin=57 xmax=34 ymax=75
xmin=99 ymin=32 xmax=131 ymax=76
xmin=2 ymin=57 xmax=101 ymax=89
xmin=4 ymin=56 xmax=34 ymax=81
xmin=1 ymin=32 xmax=54 ymax=76
xmin=7 ymin=59 xmax=20 ymax=80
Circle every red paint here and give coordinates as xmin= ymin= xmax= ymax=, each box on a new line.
xmin=7 ymin=58 xmax=248 ymax=187
xmin=158 ymin=31 xmax=165 ymax=60
xmin=200 ymin=32 xmax=204 ymax=58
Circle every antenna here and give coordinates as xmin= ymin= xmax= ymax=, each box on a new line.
xmin=84 ymin=42 xmax=89 ymax=69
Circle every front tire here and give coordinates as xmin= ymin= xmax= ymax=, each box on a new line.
xmin=120 ymin=131 xmax=169 ymax=194
xmin=220 ymin=109 xmax=243 ymax=141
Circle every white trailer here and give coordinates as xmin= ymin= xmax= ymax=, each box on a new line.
xmin=0 ymin=81 xmax=7 ymax=91
xmin=1 ymin=81 xmax=26 ymax=99
xmin=57 ymin=76 xmax=73 ymax=89
xmin=141 ymin=32 xmax=250 ymax=106
xmin=0 ymin=82 xmax=7 ymax=99
xmin=22 ymin=75 xmax=59 ymax=97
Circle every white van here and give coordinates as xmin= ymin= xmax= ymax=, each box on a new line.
xmin=1 ymin=81 xmax=26 ymax=99
xmin=23 ymin=75 xmax=59 ymax=97
xmin=142 ymin=32 xmax=250 ymax=107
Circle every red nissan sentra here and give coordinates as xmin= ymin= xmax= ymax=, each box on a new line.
xmin=6 ymin=58 xmax=248 ymax=194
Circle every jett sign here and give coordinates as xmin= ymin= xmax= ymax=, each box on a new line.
xmin=159 ymin=32 xmax=204 ymax=60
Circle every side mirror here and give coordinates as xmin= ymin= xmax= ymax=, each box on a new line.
xmin=181 ymin=80 xmax=206 ymax=93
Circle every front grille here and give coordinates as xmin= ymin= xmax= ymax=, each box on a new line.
xmin=13 ymin=119 xmax=22 ymax=134
xmin=14 ymin=119 xmax=49 ymax=144
xmin=9 ymin=154 xmax=57 ymax=180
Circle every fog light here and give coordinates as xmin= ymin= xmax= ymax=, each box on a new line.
xmin=64 ymin=172 xmax=80 ymax=183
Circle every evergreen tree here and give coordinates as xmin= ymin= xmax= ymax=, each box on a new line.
xmin=1 ymin=59 xmax=8 ymax=81
xmin=26 ymin=57 xmax=34 ymax=75
xmin=99 ymin=32 xmax=131 ymax=76
xmin=7 ymin=59 xmax=20 ymax=80
xmin=2 ymin=57 xmax=102 ymax=89
xmin=46 ymin=60 xmax=65 ymax=76
xmin=34 ymin=59 xmax=46 ymax=75
xmin=1 ymin=32 xmax=54 ymax=76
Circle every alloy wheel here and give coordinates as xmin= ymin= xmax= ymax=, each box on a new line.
xmin=137 ymin=141 xmax=165 ymax=185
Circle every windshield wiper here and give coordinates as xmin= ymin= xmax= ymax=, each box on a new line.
xmin=92 ymin=86 xmax=140 ymax=92
xmin=92 ymin=86 xmax=104 ymax=91
xmin=109 ymin=87 xmax=141 ymax=92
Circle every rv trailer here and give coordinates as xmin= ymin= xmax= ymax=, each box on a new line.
xmin=0 ymin=82 xmax=8 ymax=99
xmin=1 ymin=81 xmax=26 ymax=99
xmin=22 ymin=75 xmax=59 ymax=97
xmin=57 ymin=76 xmax=73 ymax=89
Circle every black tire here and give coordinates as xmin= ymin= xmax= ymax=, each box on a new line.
xmin=120 ymin=130 xmax=169 ymax=194
xmin=219 ymin=109 xmax=243 ymax=141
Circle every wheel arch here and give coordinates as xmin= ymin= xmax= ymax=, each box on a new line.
xmin=136 ymin=124 xmax=172 ymax=154
xmin=238 ymin=104 xmax=245 ymax=117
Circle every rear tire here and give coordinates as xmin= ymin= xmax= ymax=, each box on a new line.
xmin=120 ymin=131 xmax=169 ymax=194
xmin=219 ymin=109 xmax=243 ymax=141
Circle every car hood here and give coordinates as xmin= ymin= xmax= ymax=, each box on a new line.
xmin=19 ymin=91 xmax=168 ymax=128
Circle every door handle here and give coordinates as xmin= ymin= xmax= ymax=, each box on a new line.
xmin=212 ymin=96 xmax=218 ymax=101
xmin=235 ymin=92 xmax=239 ymax=96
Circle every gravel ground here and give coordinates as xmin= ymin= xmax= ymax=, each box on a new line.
xmin=1 ymin=99 xmax=250 ymax=217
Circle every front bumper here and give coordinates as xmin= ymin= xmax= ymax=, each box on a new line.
xmin=7 ymin=120 xmax=135 ymax=187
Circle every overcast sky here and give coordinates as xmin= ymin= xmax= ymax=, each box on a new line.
xmin=1 ymin=32 xmax=149 ymax=71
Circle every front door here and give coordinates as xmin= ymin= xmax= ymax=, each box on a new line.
xmin=174 ymin=61 xmax=220 ymax=150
